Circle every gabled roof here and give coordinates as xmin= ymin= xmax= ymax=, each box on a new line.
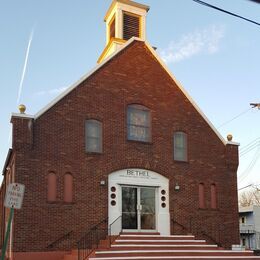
xmin=12 ymin=38 xmax=239 ymax=147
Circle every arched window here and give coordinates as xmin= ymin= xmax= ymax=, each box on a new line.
xmin=173 ymin=132 xmax=187 ymax=161
xmin=64 ymin=173 xmax=73 ymax=203
xmin=211 ymin=184 xmax=217 ymax=209
xmin=85 ymin=120 xmax=102 ymax=153
xmin=199 ymin=183 xmax=205 ymax=209
xmin=127 ymin=104 xmax=151 ymax=142
xmin=47 ymin=172 xmax=57 ymax=202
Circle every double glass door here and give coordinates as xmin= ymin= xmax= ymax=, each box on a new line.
xmin=122 ymin=186 xmax=156 ymax=231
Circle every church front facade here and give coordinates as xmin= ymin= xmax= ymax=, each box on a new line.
xmin=0 ymin=0 xmax=240 ymax=259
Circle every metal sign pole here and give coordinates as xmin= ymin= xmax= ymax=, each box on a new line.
xmin=1 ymin=207 xmax=14 ymax=260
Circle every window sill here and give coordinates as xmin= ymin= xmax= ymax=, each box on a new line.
xmin=127 ymin=139 xmax=153 ymax=145
xmin=198 ymin=208 xmax=219 ymax=211
xmin=174 ymin=159 xmax=189 ymax=164
xmin=46 ymin=201 xmax=76 ymax=205
xmin=85 ymin=151 xmax=103 ymax=155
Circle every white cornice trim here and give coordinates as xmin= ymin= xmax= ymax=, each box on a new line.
xmin=227 ymin=141 xmax=240 ymax=146
xmin=144 ymin=41 xmax=228 ymax=146
xmin=34 ymin=37 xmax=140 ymax=120
xmin=18 ymin=37 xmax=233 ymax=146
xmin=11 ymin=113 xmax=34 ymax=119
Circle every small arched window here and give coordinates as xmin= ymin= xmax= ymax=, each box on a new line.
xmin=199 ymin=183 xmax=205 ymax=209
xmin=64 ymin=173 xmax=73 ymax=203
xmin=211 ymin=184 xmax=217 ymax=209
xmin=47 ymin=172 xmax=57 ymax=202
xmin=173 ymin=132 xmax=187 ymax=161
xmin=127 ymin=104 xmax=151 ymax=142
xmin=85 ymin=120 xmax=102 ymax=153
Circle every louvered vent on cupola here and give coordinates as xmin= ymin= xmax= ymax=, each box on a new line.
xmin=123 ymin=12 xmax=140 ymax=40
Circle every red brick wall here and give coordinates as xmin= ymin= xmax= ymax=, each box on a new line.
xmin=11 ymin=41 xmax=239 ymax=252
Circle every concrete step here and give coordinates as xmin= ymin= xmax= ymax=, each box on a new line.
xmin=109 ymin=244 xmax=219 ymax=250
xmin=89 ymin=257 xmax=260 ymax=260
xmin=115 ymin=239 xmax=207 ymax=244
xmin=94 ymin=249 xmax=254 ymax=256
xmin=118 ymin=235 xmax=195 ymax=240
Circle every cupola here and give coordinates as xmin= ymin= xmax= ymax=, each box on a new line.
xmin=98 ymin=0 xmax=150 ymax=63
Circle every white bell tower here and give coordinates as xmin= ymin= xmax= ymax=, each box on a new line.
xmin=98 ymin=0 xmax=150 ymax=63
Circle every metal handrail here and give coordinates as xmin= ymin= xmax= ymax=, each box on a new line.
xmin=108 ymin=215 xmax=122 ymax=246
xmin=171 ymin=217 xmax=222 ymax=247
xmin=77 ymin=218 xmax=108 ymax=260
xmin=46 ymin=230 xmax=73 ymax=251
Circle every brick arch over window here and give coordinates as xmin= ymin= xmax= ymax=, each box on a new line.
xmin=199 ymin=183 xmax=205 ymax=209
xmin=47 ymin=172 xmax=57 ymax=202
xmin=64 ymin=173 xmax=73 ymax=203
xmin=211 ymin=183 xmax=217 ymax=209
xmin=127 ymin=104 xmax=151 ymax=142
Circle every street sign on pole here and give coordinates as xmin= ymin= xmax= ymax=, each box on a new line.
xmin=4 ymin=183 xmax=25 ymax=209
xmin=1 ymin=183 xmax=25 ymax=260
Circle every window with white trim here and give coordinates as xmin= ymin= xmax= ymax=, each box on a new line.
xmin=127 ymin=104 xmax=151 ymax=142
xmin=173 ymin=132 xmax=187 ymax=161
xmin=85 ymin=120 xmax=102 ymax=153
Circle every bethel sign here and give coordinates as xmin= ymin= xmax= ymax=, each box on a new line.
xmin=4 ymin=183 xmax=25 ymax=210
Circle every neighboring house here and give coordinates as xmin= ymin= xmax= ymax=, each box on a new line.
xmin=0 ymin=0 xmax=240 ymax=259
xmin=239 ymin=205 xmax=260 ymax=250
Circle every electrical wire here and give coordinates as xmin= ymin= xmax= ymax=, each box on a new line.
xmin=192 ymin=0 xmax=260 ymax=27
xmin=238 ymin=184 xmax=254 ymax=191
xmin=238 ymin=146 xmax=260 ymax=182
xmin=238 ymin=183 xmax=260 ymax=191
xmin=217 ymin=107 xmax=252 ymax=129
xmin=240 ymin=137 xmax=260 ymax=152
xmin=240 ymin=142 xmax=260 ymax=157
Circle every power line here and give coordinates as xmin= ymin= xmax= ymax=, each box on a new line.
xmin=238 ymin=184 xmax=254 ymax=191
xmin=192 ymin=0 xmax=260 ymax=27
xmin=238 ymin=183 xmax=260 ymax=191
xmin=240 ymin=137 xmax=260 ymax=152
xmin=217 ymin=107 xmax=252 ymax=129
xmin=238 ymin=146 xmax=260 ymax=182
xmin=240 ymin=141 xmax=260 ymax=157
xmin=248 ymin=0 xmax=260 ymax=4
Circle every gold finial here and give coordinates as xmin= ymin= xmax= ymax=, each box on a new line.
xmin=18 ymin=104 xmax=26 ymax=114
xmin=227 ymin=134 xmax=233 ymax=142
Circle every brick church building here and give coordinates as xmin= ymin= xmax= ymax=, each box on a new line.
xmin=1 ymin=0 xmax=253 ymax=259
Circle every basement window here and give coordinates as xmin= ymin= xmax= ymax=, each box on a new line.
xmin=123 ymin=12 xmax=140 ymax=40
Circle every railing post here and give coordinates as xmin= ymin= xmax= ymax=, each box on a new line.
xmin=172 ymin=217 xmax=174 ymax=234
xmin=77 ymin=241 xmax=80 ymax=260
xmin=189 ymin=217 xmax=192 ymax=234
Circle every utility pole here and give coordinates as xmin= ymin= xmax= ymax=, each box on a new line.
xmin=250 ymin=103 xmax=260 ymax=109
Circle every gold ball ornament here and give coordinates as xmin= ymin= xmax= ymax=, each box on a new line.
xmin=18 ymin=104 xmax=26 ymax=114
xmin=227 ymin=134 xmax=233 ymax=142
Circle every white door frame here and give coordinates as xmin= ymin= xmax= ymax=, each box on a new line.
xmin=108 ymin=169 xmax=170 ymax=235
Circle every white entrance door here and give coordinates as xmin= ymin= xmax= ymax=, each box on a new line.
xmin=122 ymin=186 xmax=156 ymax=231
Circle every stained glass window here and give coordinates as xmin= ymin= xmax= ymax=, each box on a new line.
xmin=127 ymin=104 xmax=151 ymax=142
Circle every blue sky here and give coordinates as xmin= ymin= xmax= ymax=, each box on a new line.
xmin=0 ymin=0 xmax=259 ymax=189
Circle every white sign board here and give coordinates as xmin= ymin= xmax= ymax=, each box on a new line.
xmin=4 ymin=183 xmax=25 ymax=209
